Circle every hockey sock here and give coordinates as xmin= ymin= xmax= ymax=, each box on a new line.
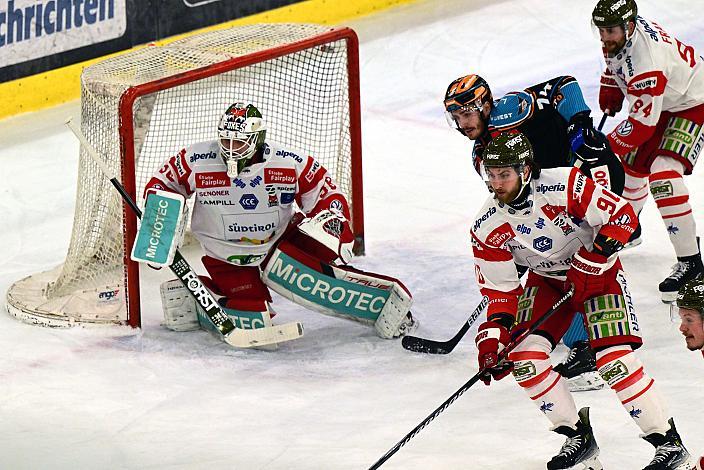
xmin=596 ymin=345 xmax=670 ymax=435
xmin=509 ymin=335 xmax=579 ymax=429
xmin=562 ymin=313 xmax=588 ymax=348
xmin=623 ymin=168 xmax=649 ymax=214
xmin=649 ymin=168 xmax=699 ymax=258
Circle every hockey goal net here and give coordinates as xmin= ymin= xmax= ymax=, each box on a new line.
xmin=6 ymin=24 xmax=363 ymax=328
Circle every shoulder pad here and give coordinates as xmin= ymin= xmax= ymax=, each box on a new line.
xmin=472 ymin=203 xmax=498 ymax=233
xmin=488 ymin=91 xmax=534 ymax=132
xmin=267 ymin=142 xmax=306 ymax=165
xmin=186 ymin=140 xmax=220 ymax=165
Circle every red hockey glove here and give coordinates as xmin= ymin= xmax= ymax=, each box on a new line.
xmin=475 ymin=321 xmax=513 ymax=386
xmin=567 ymin=246 xmax=614 ymax=304
xmin=599 ymin=70 xmax=624 ymax=116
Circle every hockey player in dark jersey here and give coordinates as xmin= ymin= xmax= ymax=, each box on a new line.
xmin=444 ymin=74 xmax=625 ymax=392
xmin=444 ymin=74 xmax=624 ymax=194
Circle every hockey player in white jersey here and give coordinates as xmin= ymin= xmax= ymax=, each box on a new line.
xmin=671 ymin=277 xmax=704 ymax=470
xmin=593 ymin=0 xmax=704 ymax=302
xmin=142 ymin=102 xmax=415 ymax=341
xmin=471 ymin=132 xmax=692 ymax=469
xmin=444 ymin=73 xmax=624 ymax=392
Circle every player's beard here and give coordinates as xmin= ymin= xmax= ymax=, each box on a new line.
xmin=602 ymin=37 xmax=626 ymax=57
xmin=494 ymin=184 xmax=521 ymax=204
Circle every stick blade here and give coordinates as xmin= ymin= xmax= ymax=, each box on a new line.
xmin=224 ymin=321 xmax=304 ymax=348
xmin=401 ymin=335 xmax=452 ymax=354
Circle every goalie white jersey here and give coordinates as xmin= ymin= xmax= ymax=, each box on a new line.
xmin=470 ymin=167 xmax=637 ymax=317
xmin=144 ymin=140 xmax=348 ymax=267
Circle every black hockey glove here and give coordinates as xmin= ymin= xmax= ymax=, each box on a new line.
xmin=567 ymin=112 xmax=609 ymax=165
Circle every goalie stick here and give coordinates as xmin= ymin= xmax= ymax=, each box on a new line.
xmin=65 ymin=118 xmax=303 ymax=348
xmin=368 ymin=287 xmax=574 ymax=470
xmin=401 ymin=296 xmax=488 ymax=354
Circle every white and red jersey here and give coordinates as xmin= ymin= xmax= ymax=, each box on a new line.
xmin=470 ymin=167 xmax=637 ymax=318
xmin=144 ymin=139 xmax=349 ymax=267
xmin=605 ymin=16 xmax=704 ymax=155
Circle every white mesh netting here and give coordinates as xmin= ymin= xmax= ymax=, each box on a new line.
xmin=6 ymin=24 xmax=358 ymax=327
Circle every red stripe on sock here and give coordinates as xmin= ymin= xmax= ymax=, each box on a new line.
xmin=662 ymin=209 xmax=693 ymax=219
xmin=531 ymin=374 xmax=561 ymax=400
xmin=621 ymin=378 xmax=654 ymax=404
xmin=655 ymin=195 xmax=689 ymax=208
xmin=613 ymin=367 xmax=644 ymax=392
xmin=596 ymin=349 xmax=630 ymax=369
xmin=520 ymin=367 xmax=552 ymax=389
xmin=649 ymin=170 xmax=682 ymax=181
xmin=509 ymin=351 xmax=549 ymax=361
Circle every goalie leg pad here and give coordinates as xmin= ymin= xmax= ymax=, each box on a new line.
xmin=262 ymin=240 xmax=413 ymax=338
xmin=161 ymin=279 xmax=275 ymax=341
xmin=161 ymin=279 xmax=200 ymax=332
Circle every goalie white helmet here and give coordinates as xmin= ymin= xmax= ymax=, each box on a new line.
xmin=217 ymin=102 xmax=267 ymax=177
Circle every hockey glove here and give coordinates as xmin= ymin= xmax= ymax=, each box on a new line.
xmin=567 ymin=112 xmax=610 ymax=165
xmin=566 ymin=246 xmax=616 ymax=304
xmin=475 ymin=320 xmax=513 ymax=386
xmin=599 ymin=69 xmax=624 ymax=116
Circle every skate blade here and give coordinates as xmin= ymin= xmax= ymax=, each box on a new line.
xmin=660 ymin=291 xmax=677 ymax=304
xmin=567 ymin=372 xmax=606 ymax=392
xmin=567 ymin=455 xmax=603 ymax=470
xmin=671 ymin=455 xmax=694 ymax=470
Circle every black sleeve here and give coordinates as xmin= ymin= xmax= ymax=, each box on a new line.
xmin=577 ymin=149 xmax=625 ymax=196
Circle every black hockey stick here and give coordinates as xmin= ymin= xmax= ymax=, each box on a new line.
xmin=598 ymin=112 xmax=608 ymax=131
xmin=65 ymin=118 xmax=303 ymax=348
xmin=368 ymin=287 xmax=574 ymax=470
xmin=401 ymin=296 xmax=488 ymax=354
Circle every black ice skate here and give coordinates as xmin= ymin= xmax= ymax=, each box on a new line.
xmin=658 ymin=253 xmax=704 ymax=303
xmin=642 ymin=418 xmax=693 ymax=470
xmin=547 ymin=407 xmax=603 ymax=470
xmin=554 ymin=341 xmax=605 ymax=392
xmin=396 ymin=312 xmax=418 ymax=337
xmin=623 ymin=221 xmax=642 ymax=250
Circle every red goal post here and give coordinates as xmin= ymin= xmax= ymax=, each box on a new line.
xmin=5 ymin=24 xmax=363 ymax=329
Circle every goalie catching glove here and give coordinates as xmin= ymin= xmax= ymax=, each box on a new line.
xmin=296 ymin=208 xmax=355 ymax=265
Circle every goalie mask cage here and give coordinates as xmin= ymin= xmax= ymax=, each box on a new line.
xmin=5 ymin=24 xmax=363 ymax=328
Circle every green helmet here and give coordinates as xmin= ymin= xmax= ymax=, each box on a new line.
xmin=676 ymin=276 xmax=704 ymax=314
xmin=592 ymin=0 xmax=638 ymax=28
xmin=482 ymin=131 xmax=534 ymax=169
xmin=218 ymin=102 xmax=267 ymax=177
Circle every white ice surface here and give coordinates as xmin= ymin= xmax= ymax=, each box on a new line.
xmin=1 ymin=1 xmax=703 ymax=468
